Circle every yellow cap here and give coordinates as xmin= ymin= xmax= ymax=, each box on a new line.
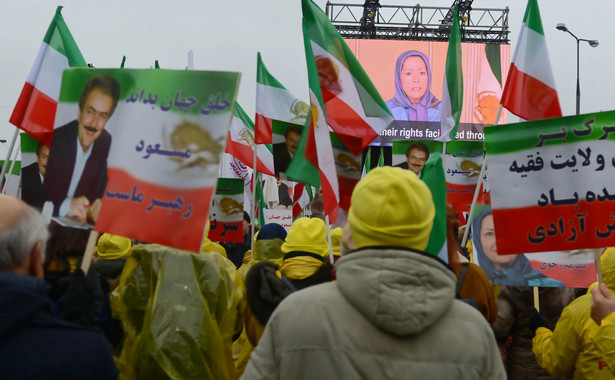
xmin=601 ymin=247 xmax=615 ymax=285
xmin=96 ymin=233 xmax=132 ymax=260
xmin=348 ymin=166 xmax=434 ymax=251
xmin=330 ymin=227 xmax=342 ymax=256
xmin=281 ymin=217 xmax=329 ymax=257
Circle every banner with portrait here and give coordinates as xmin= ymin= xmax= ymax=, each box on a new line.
xmin=49 ymin=68 xmax=240 ymax=252
xmin=208 ymin=178 xmax=244 ymax=243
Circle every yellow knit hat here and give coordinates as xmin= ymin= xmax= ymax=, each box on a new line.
xmin=96 ymin=233 xmax=132 ymax=260
xmin=281 ymin=217 xmax=329 ymax=257
xmin=348 ymin=166 xmax=434 ymax=251
xmin=330 ymin=227 xmax=342 ymax=256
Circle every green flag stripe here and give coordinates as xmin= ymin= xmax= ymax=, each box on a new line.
xmin=446 ymin=7 xmax=463 ymax=133
xmin=485 ymin=44 xmax=502 ymax=87
xmin=523 ymin=0 xmax=544 ymax=36
xmin=421 ymin=153 xmax=447 ymax=258
xmin=257 ymin=52 xmax=286 ymax=90
xmin=234 ymin=103 xmax=255 ymax=131
xmin=485 ymin=111 xmax=615 ymax=154
xmin=44 ymin=6 xmax=86 ymax=67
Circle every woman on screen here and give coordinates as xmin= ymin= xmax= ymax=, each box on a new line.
xmin=386 ymin=50 xmax=441 ymax=122
xmin=472 ymin=208 xmax=563 ymax=287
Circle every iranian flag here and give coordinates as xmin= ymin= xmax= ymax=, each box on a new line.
xmin=437 ymin=6 xmax=463 ymax=142
xmin=302 ymin=0 xmax=393 ymax=155
xmin=255 ymin=52 xmax=308 ymax=144
xmin=10 ymin=6 xmax=86 ymax=147
xmin=225 ymin=103 xmax=275 ymax=177
xmin=421 ymin=153 xmax=448 ymax=262
xmin=286 ymin=20 xmax=340 ymax=223
xmin=500 ymin=0 xmax=562 ymax=120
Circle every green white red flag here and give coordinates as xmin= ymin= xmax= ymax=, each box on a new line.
xmin=500 ymin=0 xmax=562 ymax=120
xmin=286 ymin=19 xmax=340 ymax=223
xmin=301 ymin=0 xmax=393 ymax=155
xmin=437 ymin=6 xmax=463 ymax=142
xmin=421 ymin=153 xmax=448 ymax=262
xmin=255 ymin=52 xmax=308 ymax=144
xmin=10 ymin=6 xmax=86 ymax=147
xmin=208 ymin=178 xmax=244 ymax=243
xmin=225 ymin=102 xmax=275 ymax=177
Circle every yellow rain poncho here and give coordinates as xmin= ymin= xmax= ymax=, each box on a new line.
xmin=110 ymin=244 xmax=243 ymax=380
xmin=533 ymin=247 xmax=615 ymax=379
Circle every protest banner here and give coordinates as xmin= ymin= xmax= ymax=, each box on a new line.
xmin=392 ymin=140 xmax=487 ymax=212
xmin=263 ymin=208 xmax=293 ymax=231
xmin=485 ymin=111 xmax=615 ymax=255
xmin=208 ymin=178 xmax=244 ymax=243
xmin=47 ymin=69 xmax=240 ymax=252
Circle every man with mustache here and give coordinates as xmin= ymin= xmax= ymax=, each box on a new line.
xmin=42 ymin=74 xmax=120 ymax=223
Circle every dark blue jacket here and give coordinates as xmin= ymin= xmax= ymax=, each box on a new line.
xmin=0 ymin=271 xmax=117 ymax=379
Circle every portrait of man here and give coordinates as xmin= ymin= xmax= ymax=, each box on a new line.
xmin=20 ymin=141 xmax=49 ymax=208
xmin=396 ymin=141 xmax=430 ymax=176
xmin=273 ymin=125 xmax=302 ymax=178
xmin=42 ymin=73 xmax=120 ymax=223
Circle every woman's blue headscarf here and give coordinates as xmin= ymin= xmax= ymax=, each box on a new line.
xmin=472 ymin=208 xmax=548 ymax=286
xmin=390 ymin=50 xmax=441 ymax=121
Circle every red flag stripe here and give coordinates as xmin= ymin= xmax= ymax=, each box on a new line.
xmin=321 ymin=87 xmax=379 ymax=155
xmin=10 ymin=84 xmax=57 ymax=147
xmin=500 ymin=64 xmax=562 ymax=120
xmin=254 ymin=113 xmax=273 ymax=144
xmin=224 ymin=132 xmax=275 ymax=177
xmin=492 ymin=200 xmax=615 ymax=255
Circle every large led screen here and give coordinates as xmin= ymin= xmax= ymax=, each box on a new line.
xmin=345 ymin=39 xmax=510 ymax=143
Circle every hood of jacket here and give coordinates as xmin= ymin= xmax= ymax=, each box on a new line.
xmin=0 ymin=271 xmax=52 ymax=338
xmin=335 ymin=247 xmax=456 ymax=337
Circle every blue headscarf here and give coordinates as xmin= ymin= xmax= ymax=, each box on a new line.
xmin=389 ymin=50 xmax=441 ymax=121
xmin=472 ymin=208 xmax=549 ymax=286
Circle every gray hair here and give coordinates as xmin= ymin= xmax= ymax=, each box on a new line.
xmin=0 ymin=206 xmax=49 ymax=270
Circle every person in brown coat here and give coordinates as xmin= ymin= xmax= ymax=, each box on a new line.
xmin=492 ymin=286 xmax=575 ymax=379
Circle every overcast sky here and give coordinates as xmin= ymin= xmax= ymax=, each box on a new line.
xmin=1 ymin=0 xmax=612 ymax=158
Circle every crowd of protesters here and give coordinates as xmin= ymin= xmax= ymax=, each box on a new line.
xmin=1 ymin=166 xmax=614 ymax=379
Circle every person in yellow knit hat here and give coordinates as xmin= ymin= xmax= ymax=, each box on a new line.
xmin=532 ymin=247 xmax=615 ymax=379
xmin=242 ymin=166 xmax=505 ymax=379
xmin=92 ymin=233 xmax=133 ymax=349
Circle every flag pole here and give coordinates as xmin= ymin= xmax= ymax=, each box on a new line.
xmin=0 ymin=128 xmax=19 ymax=193
xmin=3 ymin=140 xmax=21 ymax=195
xmin=250 ymin=145 xmax=258 ymax=261
xmin=80 ymin=230 xmax=100 ymax=275
xmin=460 ymin=104 xmax=503 ymax=248
xmin=325 ymin=215 xmax=334 ymax=263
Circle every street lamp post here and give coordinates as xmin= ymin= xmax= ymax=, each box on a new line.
xmin=556 ymin=23 xmax=599 ymax=115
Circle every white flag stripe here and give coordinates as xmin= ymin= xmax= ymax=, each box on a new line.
xmin=439 ymin=75 xmax=454 ymax=141
xmin=255 ymin=83 xmax=304 ymax=124
xmin=30 ymin=42 xmax=70 ymax=100
xmin=443 ymin=154 xmax=482 ymax=186
xmin=311 ymin=90 xmax=339 ymax=201
xmin=311 ymin=42 xmax=391 ymax=132
xmin=513 ymin=23 xmax=557 ymax=89
xmin=488 ymin=141 xmax=615 ymax=209
xmin=103 ymin=102 xmax=225 ymax=189
xmin=228 ymin=113 xmax=275 ymax=174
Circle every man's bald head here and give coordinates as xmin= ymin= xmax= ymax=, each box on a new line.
xmin=0 ymin=195 xmax=49 ymax=275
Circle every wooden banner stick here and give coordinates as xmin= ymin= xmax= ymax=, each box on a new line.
xmin=80 ymin=230 xmax=100 ymax=275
